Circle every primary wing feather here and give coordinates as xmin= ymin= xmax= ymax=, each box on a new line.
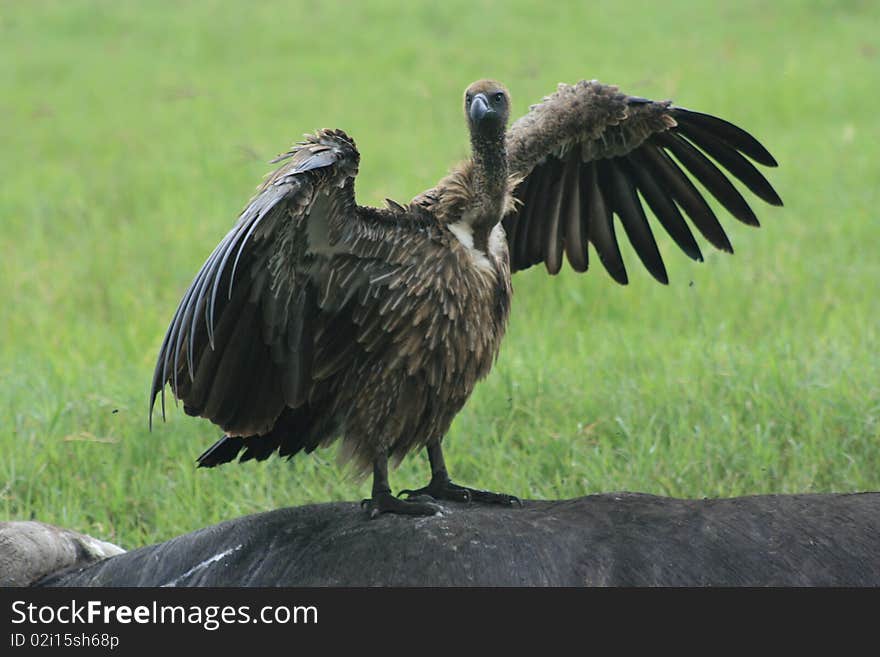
xmin=503 ymin=80 xmax=783 ymax=281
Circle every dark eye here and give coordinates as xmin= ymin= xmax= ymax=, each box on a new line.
xmin=493 ymin=92 xmax=504 ymax=103
xmin=465 ymin=95 xmax=472 ymax=107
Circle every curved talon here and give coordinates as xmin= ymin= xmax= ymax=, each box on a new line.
xmin=468 ymin=490 xmax=522 ymax=506
xmin=364 ymin=490 xmax=441 ymax=518
xmin=496 ymin=494 xmax=522 ymax=507
xmin=397 ymin=488 xmax=442 ymax=504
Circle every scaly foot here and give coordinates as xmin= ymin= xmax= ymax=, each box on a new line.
xmin=361 ymin=490 xmax=442 ymax=519
xmin=398 ymin=475 xmax=522 ymax=507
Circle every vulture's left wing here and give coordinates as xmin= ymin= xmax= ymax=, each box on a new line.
xmin=504 ymin=80 xmax=782 ymax=283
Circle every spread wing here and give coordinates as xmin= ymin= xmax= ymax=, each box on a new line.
xmin=503 ymin=80 xmax=783 ymax=283
xmin=148 ymin=129 xmax=360 ymax=436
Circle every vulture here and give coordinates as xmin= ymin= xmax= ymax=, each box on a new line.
xmin=150 ymin=79 xmax=782 ymax=517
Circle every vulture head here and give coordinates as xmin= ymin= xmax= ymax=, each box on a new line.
xmin=464 ymin=79 xmax=510 ymax=137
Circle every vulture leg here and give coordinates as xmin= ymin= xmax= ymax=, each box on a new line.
xmin=362 ymin=452 xmax=441 ymax=518
xmin=398 ymin=441 xmax=522 ymax=507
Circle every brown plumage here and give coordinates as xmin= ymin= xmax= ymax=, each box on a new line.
xmin=150 ymin=78 xmax=782 ymax=516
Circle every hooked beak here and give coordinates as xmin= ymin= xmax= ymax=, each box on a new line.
xmin=469 ymin=93 xmax=492 ymax=126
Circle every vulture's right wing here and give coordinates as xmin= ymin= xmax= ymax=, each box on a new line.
xmin=149 ymin=129 xmax=360 ymax=437
xmin=504 ymin=81 xmax=783 ymax=282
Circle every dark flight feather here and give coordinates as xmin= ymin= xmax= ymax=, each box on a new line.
xmin=543 ymin=167 xmax=567 ymax=275
xmin=672 ymin=109 xmax=778 ymax=167
xmin=674 ymin=120 xmax=783 ymax=207
xmin=625 ymin=149 xmax=702 ymax=262
xmin=654 ymin=130 xmax=759 ymax=227
xmin=560 ymin=149 xmax=587 ymax=272
xmin=638 ymin=143 xmax=734 ymax=253
xmin=585 ymin=162 xmax=628 ymax=284
xmin=607 ymin=158 xmax=667 ymax=284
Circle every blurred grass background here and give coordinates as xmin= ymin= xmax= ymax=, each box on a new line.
xmin=1 ymin=0 xmax=878 ymax=548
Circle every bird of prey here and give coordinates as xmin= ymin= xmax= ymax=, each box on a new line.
xmin=150 ymin=79 xmax=782 ymax=516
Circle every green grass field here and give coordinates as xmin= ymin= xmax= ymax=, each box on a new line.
xmin=2 ymin=0 xmax=878 ymax=548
